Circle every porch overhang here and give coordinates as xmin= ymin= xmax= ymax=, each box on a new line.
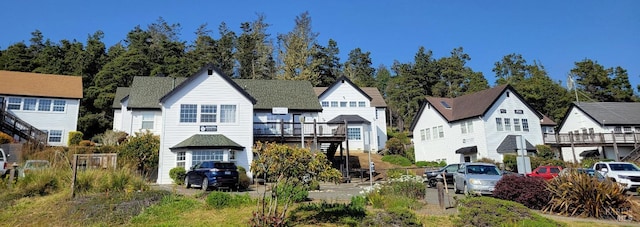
xmin=497 ymin=135 xmax=536 ymax=153
xmin=170 ymin=134 xmax=244 ymax=150
xmin=455 ymin=146 xmax=478 ymax=155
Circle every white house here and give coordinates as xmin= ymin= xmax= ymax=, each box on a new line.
xmin=0 ymin=70 xmax=82 ymax=146
xmin=113 ymin=64 xmax=330 ymax=184
xmin=410 ymin=85 xmax=551 ymax=165
xmin=314 ymin=76 xmax=388 ymax=152
xmin=555 ymin=102 xmax=640 ymax=162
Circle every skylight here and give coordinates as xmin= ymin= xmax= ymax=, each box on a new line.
xmin=440 ymin=101 xmax=451 ymax=109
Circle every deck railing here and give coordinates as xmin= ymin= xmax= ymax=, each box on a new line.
xmin=253 ymin=120 xmax=346 ymax=138
xmin=0 ymin=101 xmax=48 ymax=144
xmin=543 ymin=132 xmax=640 ymax=146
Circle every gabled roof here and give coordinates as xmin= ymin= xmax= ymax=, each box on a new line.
xmin=160 ymin=64 xmax=257 ymax=105
xmin=540 ymin=114 xmax=557 ymax=126
xmin=409 ymin=84 xmax=544 ymax=131
xmin=327 ymin=115 xmax=371 ymax=124
xmin=316 ymin=76 xmax=372 ymax=101
xmin=0 ymin=70 xmax=83 ymax=99
xmin=128 ymin=77 xmax=188 ymax=109
xmin=313 ymin=86 xmax=387 ymax=107
xmin=235 ymin=79 xmax=322 ymax=111
xmin=112 ymin=87 xmax=131 ymax=109
xmin=558 ymin=102 xmax=640 ymax=129
xmin=170 ymin=134 xmax=244 ymax=150
xmin=496 ymin=135 xmax=536 ymax=153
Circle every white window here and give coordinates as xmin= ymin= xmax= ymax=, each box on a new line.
xmin=425 ymin=128 xmax=431 ymax=140
xmin=321 ymin=101 xmax=329 ymax=107
xmin=200 ymin=105 xmax=217 ymax=123
xmin=23 ymin=98 xmax=37 ymax=111
xmin=513 ymin=119 xmax=521 ymax=131
xmin=340 ymin=102 xmax=347 ymax=107
xmin=191 ymin=150 xmax=224 ymax=166
xmin=8 ymin=98 xmax=21 ymax=110
xmin=358 ymin=101 xmax=366 ymax=107
xmin=467 ymin=121 xmax=473 ymax=133
xmin=432 ymin=127 xmax=438 ymax=139
xmin=420 ymin=129 xmax=426 ymax=141
xmin=141 ymin=113 xmax=154 ymax=129
xmin=220 ymin=105 xmax=236 ymax=123
xmin=176 ymin=152 xmax=186 ymax=168
xmin=330 ymin=101 xmax=338 ymax=107
xmin=496 ymin=118 xmax=503 ymax=131
xmin=53 ymin=100 xmax=66 ymax=112
xmin=522 ymin=119 xmax=529 ymax=132
xmin=38 ymin=99 xmax=52 ymax=111
xmin=48 ymin=130 xmax=63 ymax=143
xmin=347 ymin=127 xmax=361 ymax=140
xmin=624 ymin=127 xmax=632 ymax=132
xmin=229 ymin=150 xmax=236 ymax=160
xmin=504 ymin=118 xmax=511 ymax=131
xmin=349 ymin=101 xmax=357 ymax=107
xmin=438 ymin=125 xmax=444 ymax=138
xmin=614 ymin=127 xmax=622 ymax=133
xmin=180 ymin=104 xmax=197 ymax=123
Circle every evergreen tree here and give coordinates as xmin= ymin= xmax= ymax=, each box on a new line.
xmin=312 ymin=39 xmax=342 ymax=86
xmin=236 ymin=14 xmax=275 ymax=79
xmin=344 ymin=48 xmax=376 ymax=87
xmin=277 ymin=11 xmax=319 ymax=83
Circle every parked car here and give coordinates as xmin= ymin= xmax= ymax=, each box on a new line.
xmin=453 ymin=163 xmax=503 ymax=196
xmin=423 ymin=163 xmax=461 ymax=187
xmin=19 ymin=160 xmax=51 ymax=178
xmin=593 ymin=161 xmax=640 ymax=191
xmin=526 ymin=165 xmax=562 ymax=180
xmin=559 ymin=167 xmax=605 ymax=181
xmin=184 ymin=161 xmax=239 ymax=191
xmin=0 ymin=148 xmax=7 ymax=178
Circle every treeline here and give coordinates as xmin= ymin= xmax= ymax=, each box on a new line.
xmin=0 ymin=12 xmax=637 ymax=139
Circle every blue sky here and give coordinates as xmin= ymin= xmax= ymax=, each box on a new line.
xmin=2 ymin=1 xmax=639 ymax=88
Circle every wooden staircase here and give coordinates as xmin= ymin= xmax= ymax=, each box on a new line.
xmin=0 ymin=102 xmax=48 ymax=145
xmin=621 ymin=145 xmax=640 ymax=162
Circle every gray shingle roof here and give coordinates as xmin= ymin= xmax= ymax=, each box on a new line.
xmin=128 ymin=77 xmax=187 ymax=109
xmin=573 ymin=102 xmax=640 ymax=125
xmin=234 ymin=79 xmax=322 ymax=111
xmin=327 ymin=115 xmax=371 ymax=124
xmin=170 ymin=134 xmax=244 ymax=149
xmin=112 ymin=87 xmax=131 ymax=109
xmin=496 ymin=135 xmax=536 ymax=153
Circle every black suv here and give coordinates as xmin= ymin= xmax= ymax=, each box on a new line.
xmin=185 ymin=161 xmax=239 ymax=191
xmin=423 ymin=163 xmax=461 ymax=188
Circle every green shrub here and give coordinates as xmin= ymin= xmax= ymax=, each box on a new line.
xmin=361 ymin=207 xmax=422 ymax=227
xmin=16 ymin=169 xmax=60 ymax=196
xmin=536 ymin=145 xmax=555 ymax=159
xmin=386 ymin=168 xmax=406 ymax=179
xmin=237 ymin=167 xmax=251 ymax=190
xmin=475 ymin=157 xmax=499 ymax=166
xmin=206 ymin=191 xmax=231 ymax=209
xmin=580 ymin=158 xmax=599 ymax=168
xmin=381 ymin=155 xmax=412 ymax=166
xmin=68 ymin=131 xmax=84 ymax=146
xmin=0 ymin=132 xmax=14 ymax=144
xmin=169 ymin=167 xmax=186 ymax=185
xmin=544 ymin=171 xmax=632 ymax=219
xmin=273 ymin=183 xmax=308 ymax=203
xmin=307 ymin=179 xmax=320 ymax=191
xmin=288 ymin=199 xmax=366 ymax=226
xmin=415 ymin=160 xmax=446 ymax=167
xmin=456 ymin=196 xmax=563 ymax=227
xmin=385 ymin=138 xmax=406 ymax=155
xmin=364 ymin=175 xmax=425 ymax=210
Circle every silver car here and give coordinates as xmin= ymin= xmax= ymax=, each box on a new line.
xmin=453 ymin=163 xmax=503 ymax=196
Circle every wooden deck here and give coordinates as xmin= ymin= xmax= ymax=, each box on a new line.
xmin=543 ymin=132 xmax=640 ymax=147
xmin=252 ymin=121 xmax=346 ymax=143
xmin=0 ymin=102 xmax=48 ymax=144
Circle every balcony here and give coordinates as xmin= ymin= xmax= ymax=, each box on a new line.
xmin=253 ymin=121 xmax=346 ymax=143
xmin=543 ymin=132 xmax=640 ymax=147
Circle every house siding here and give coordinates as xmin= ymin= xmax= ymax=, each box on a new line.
xmin=317 ymin=81 xmax=386 ymax=152
xmin=557 ymin=106 xmax=636 ymax=162
xmin=413 ymin=88 xmax=544 ymax=165
xmin=157 ymin=70 xmax=254 ymax=184
xmin=5 ymin=97 xmax=80 ymax=146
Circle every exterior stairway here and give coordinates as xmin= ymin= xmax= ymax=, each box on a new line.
xmin=621 ymin=145 xmax=640 ymax=162
xmin=0 ymin=102 xmax=48 ymax=145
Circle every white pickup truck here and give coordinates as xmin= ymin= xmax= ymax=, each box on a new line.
xmin=594 ymin=161 xmax=640 ymax=191
xmin=0 ymin=148 xmax=7 ymax=178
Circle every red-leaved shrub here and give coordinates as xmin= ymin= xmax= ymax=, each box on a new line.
xmin=493 ymin=175 xmax=550 ymax=210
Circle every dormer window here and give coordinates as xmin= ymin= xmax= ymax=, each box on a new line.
xmin=440 ymin=101 xmax=451 ymax=109
xmin=500 ymin=109 xmax=507 ymax=114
